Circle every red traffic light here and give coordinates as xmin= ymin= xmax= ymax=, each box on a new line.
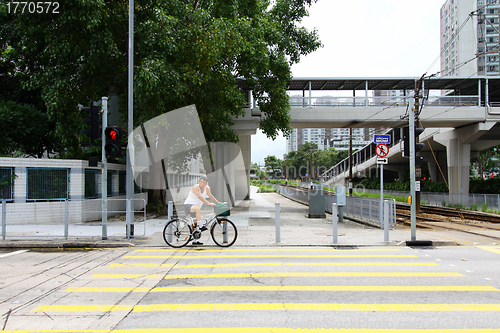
xmin=105 ymin=127 xmax=121 ymax=141
xmin=105 ymin=127 xmax=122 ymax=158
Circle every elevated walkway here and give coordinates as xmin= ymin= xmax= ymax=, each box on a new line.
xmin=233 ymin=76 xmax=500 ymax=196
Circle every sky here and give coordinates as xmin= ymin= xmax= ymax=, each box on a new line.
xmin=251 ymin=0 xmax=445 ymax=165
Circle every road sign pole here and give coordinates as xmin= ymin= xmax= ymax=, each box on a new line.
xmin=380 ymin=163 xmax=383 ymax=228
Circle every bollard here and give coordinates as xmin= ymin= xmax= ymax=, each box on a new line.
xmin=167 ymin=201 xmax=173 ymax=243
xmin=275 ymin=202 xmax=281 ymax=243
xmin=2 ymin=199 xmax=6 ymax=240
xmin=332 ymin=203 xmax=338 ymax=244
xmin=64 ymin=200 xmax=69 ymax=240
xmin=384 ymin=200 xmax=390 ymax=242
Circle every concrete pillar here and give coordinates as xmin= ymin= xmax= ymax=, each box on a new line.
xmin=434 ymin=122 xmax=496 ymax=195
xmin=446 ymin=139 xmax=471 ymax=194
xmin=426 ymin=159 xmax=437 ymax=183
xmin=13 ymin=167 xmax=26 ymax=203
xmin=236 ymin=134 xmax=251 ymax=200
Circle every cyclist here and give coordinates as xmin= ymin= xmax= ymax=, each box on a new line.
xmin=184 ymin=176 xmax=220 ymax=245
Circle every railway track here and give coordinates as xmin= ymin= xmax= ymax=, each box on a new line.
xmin=273 ymin=183 xmax=500 ymax=240
xmin=396 ymin=204 xmax=500 ymax=241
xmin=396 ymin=203 xmax=500 ymax=223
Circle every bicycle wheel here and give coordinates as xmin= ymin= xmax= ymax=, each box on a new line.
xmin=163 ymin=219 xmax=192 ymax=248
xmin=210 ymin=218 xmax=237 ymax=247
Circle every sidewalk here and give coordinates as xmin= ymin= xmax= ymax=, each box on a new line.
xmin=1 ymin=186 xmax=498 ymax=249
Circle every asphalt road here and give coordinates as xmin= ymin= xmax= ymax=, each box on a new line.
xmin=1 ymin=246 xmax=500 ymax=332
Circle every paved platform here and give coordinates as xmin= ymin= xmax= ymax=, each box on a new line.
xmin=0 ymin=186 xmax=499 ymax=249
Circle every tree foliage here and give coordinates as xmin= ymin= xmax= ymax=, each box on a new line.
xmin=471 ymin=146 xmax=500 ymax=179
xmin=0 ymin=0 xmax=322 ymax=157
xmin=265 ymin=144 xmax=348 ymax=180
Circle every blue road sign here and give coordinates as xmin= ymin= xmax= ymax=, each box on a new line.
xmin=374 ymin=135 xmax=391 ymax=144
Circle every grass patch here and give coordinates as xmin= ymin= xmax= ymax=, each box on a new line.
xmin=258 ymin=185 xmax=277 ymax=193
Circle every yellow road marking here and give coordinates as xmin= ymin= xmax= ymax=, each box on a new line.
xmin=90 ymin=272 xmax=464 ymax=279
xmin=159 ymin=272 xmax=464 ymax=279
xmin=109 ymin=264 xmax=175 ymax=268
xmin=150 ymin=285 xmax=498 ymax=292
xmin=478 ymin=246 xmax=500 ymax=255
xmin=173 ymin=262 xmax=438 ymax=269
xmin=133 ymin=303 xmax=500 ymax=312
xmin=111 ymin=329 xmax=500 ymax=333
xmin=65 ymin=287 xmax=151 ymax=293
xmin=6 ymin=330 xmax=500 ymax=333
xmin=133 ymin=248 xmax=402 ymax=252
xmin=33 ymin=303 xmax=500 ymax=313
xmin=122 ymin=255 xmax=418 ymax=259
xmin=1 ymin=331 xmax=110 ymax=333
xmin=2 ymin=331 xmax=110 ymax=333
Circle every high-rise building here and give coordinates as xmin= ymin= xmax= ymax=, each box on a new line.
xmin=286 ymin=128 xmax=374 ymax=153
xmin=440 ymin=0 xmax=500 ymax=76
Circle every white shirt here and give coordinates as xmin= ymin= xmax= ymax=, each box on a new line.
xmin=184 ymin=184 xmax=209 ymax=207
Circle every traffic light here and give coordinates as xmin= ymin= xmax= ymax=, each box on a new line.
xmin=80 ymin=101 xmax=100 ymax=144
xmin=402 ymin=126 xmax=425 ymax=159
xmin=105 ymin=126 xmax=122 ymax=158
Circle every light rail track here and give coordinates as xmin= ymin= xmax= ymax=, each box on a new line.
xmin=396 ymin=203 xmax=500 ymax=224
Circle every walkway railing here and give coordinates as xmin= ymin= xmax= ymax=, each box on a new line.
xmin=0 ymin=198 xmax=146 ymax=240
xmin=358 ymin=188 xmax=500 ymax=212
xmin=272 ymin=184 xmax=397 ymax=228
xmin=289 ymin=95 xmax=480 ymax=108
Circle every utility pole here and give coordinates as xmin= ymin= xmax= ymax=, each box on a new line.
xmin=409 ymin=97 xmax=417 ymax=241
xmin=415 ymin=79 xmax=422 ymax=213
xmin=349 ymin=128 xmax=353 ymax=196
xmin=310 ymin=144 xmax=313 ymax=182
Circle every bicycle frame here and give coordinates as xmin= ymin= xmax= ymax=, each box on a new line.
xmin=163 ymin=206 xmax=236 ymax=247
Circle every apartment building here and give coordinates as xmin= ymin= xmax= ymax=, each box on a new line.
xmin=441 ymin=0 xmax=500 ymax=76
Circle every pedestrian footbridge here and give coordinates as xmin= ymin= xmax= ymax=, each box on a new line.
xmin=232 ymin=76 xmax=500 ymax=198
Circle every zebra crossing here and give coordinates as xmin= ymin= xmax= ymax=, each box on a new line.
xmin=19 ymin=246 xmax=500 ymax=331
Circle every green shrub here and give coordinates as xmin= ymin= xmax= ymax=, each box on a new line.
xmin=258 ymin=185 xmax=277 ymax=193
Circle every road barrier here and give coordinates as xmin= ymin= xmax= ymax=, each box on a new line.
xmin=0 ymin=198 xmax=146 ymax=240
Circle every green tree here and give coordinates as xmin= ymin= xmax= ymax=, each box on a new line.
xmin=264 ymin=155 xmax=283 ymax=177
xmin=0 ymin=100 xmax=57 ymax=157
xmin=0 ymin=0 xmax=322 ymax=157
xmin=285 ymin=144 xmax=348 ymax=180
xmin=472 ymin=146 xmax=500 ymax=179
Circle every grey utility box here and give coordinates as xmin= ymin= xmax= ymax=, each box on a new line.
xmin=308 ymin=183 xmax=326 ymax=218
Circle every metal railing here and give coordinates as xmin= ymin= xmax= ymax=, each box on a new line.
xmin=1 ymin=198 xmax=146 ymax=240
xmin=360 ymin=188 xmax=500 ymax=212
xmin=273 ymin=184 xmax=397 ymax=228
xmin=26 ymin=168 xmax=69 ymax=201
xmin=289 ymin=95 xmax=480 ymax=108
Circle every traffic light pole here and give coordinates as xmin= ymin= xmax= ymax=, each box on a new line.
xmin=409 ymin=97 xmax=417 ymax=241
xmin=102 ymin=97 xmax=108 ymax=240
xmin=126 ymin=0 xmax=135 ymax=239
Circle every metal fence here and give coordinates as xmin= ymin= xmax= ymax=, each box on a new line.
xmin=0 ymin=167 xmax=13 ymax=200
xmin=27 ymin=168 xmax=69 ymax=201
xmin=85 ymin=169 xmax=100 ymax=199
xmin=1 ymin=198 xmax=147 ymax=240
xmin=273 ymin=184 xmax=396 ymax=228
xmin=361 ymin=188 xmax=500 ymax=211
